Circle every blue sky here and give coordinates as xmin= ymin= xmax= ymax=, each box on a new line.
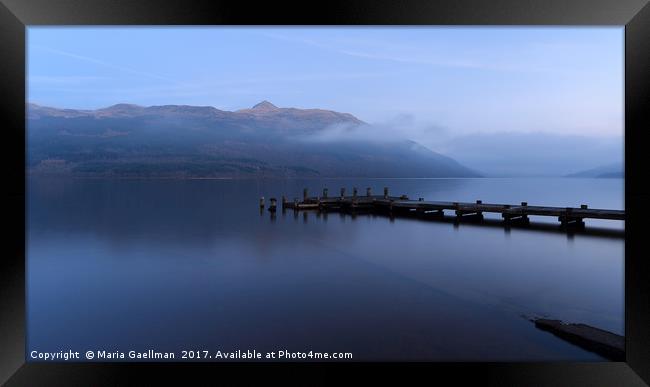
xmin=28 ymin=27 xmax=623 ymax=138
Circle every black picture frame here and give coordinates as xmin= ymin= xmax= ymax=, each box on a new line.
xmin=1 ymin=0 xmax=649 ymax=385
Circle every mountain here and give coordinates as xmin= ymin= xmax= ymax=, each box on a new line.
xmin=27 ymin=101 xmax=479 ymax=178
xmin=566 ymin=163 xmax=624 ymax=178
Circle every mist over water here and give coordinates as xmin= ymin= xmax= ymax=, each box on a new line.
xmin=294 ymin=116 xmax=624 ymax=177
xmin=27 ymin=177 xmax=623 ymax=361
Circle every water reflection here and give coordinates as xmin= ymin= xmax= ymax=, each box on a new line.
xmin=27 ymin=177 xmax=624 ymax=361
xmin=275 ymin=209 xmax=624 ymax=240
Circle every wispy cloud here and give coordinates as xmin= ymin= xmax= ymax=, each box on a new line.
xmin=32 ymin=43 xmax=390 ymax=99
xmin=32 ymin=45 xmax=192 ymax=87
xmin=200 ymin=71 xmax=393 ymax=86
xmin=28 ymin=71 xmax=388 ymax=101
xmin=259 ymin=31 xmax=564 ymax=73
xmin=29 ymin=75 xmax=108 ymax=84
xmin=337 ymin=49 xmax=484 ymax=69
xmin=27 ymin=84 xmax=303 ymax=101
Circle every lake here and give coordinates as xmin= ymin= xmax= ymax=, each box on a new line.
xmin=26 ymin=177 xmax=624 ymax=361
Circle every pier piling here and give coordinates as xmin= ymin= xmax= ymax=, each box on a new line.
xmin=265 ymin=188 xmax=624 ymax=231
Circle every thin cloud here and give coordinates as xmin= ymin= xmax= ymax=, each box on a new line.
xmin=32 ymin=43 xmax=390 ymax=97
xmin=197 ymin=72 xmax=394 ymax=87
xmin=29 ymin=75 xmax=108 ymax=84
xmin=32 ymin=45 xmax=192 ymax=87
xmin=260 ymin=31 xmax=564 ymax=73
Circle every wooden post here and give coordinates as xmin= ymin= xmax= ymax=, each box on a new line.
xmin=303 ymin=188 xmax=308 ymax=202
xmin=269 ymin=198 xmax=277 ymax=212
xmin=383 ymin=187 xmax=389 ymax=199
xmin=340 ymin=188 xmax=346 ymax=198
xmin=259 ymin=197 xmax=265 ymax=208
xmin=281 ymin=195 xmax=286 ymax=208
xmin=323 ymin=188 xmax=328 ymax=198
xmin=366 ymin=187 xmax=372 ymax=197
xmin=353 ymin=187 xmax=358 ymax=198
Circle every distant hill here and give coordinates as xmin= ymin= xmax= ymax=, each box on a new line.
xmin=27 ymin=101 xmax=480 ymax=178
xmin=566 ymin=163 xmax=624 ymax=178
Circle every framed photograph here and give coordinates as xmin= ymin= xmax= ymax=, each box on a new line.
xmin=1 ymin=0 xmax=649 ymax=385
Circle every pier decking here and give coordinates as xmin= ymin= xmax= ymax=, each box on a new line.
xmin=262 ymin=187 xmax=625 ymax=229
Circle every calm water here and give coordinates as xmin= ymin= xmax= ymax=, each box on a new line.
xmin=27 ymin=177 xmax=624 ymax=361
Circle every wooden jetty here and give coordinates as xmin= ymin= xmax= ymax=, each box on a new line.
xmin=262 ymin=187 xmax=625 ymax=229
xmin=533 ymin=318 xmax=624 ymax=361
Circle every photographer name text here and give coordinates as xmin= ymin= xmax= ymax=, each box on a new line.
xmin=30 ymin=349 xmax=353 ymax=361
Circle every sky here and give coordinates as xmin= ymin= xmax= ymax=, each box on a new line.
xmin=28 ymin=27 xmax=623 ymax=137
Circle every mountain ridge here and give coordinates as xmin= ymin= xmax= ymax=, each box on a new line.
xmin=29 ymin=101 xmax=365 ymax=124
xmin=27 ymin=101 xmax=480 ymax=178
xmin=566 ymin=163 xmax=624 ymax=178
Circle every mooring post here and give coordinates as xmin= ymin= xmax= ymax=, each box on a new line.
xmin=303 ymin=188 xmax=308 ymax=202
xmin=353 ymin=187 xmax=358 ymax=198
xmin=259 ymin=197 xmax=265 ymax=208
xmin=294 ymin=198 xmax=299 ymax=210
xmin=366 ymin=187 xmax=372 ymax=197
xmin=269 ymin=198 xmax=277 ymax=212
xmin=559 ymin=207 xmax=584 ymax=228
xmin=340 ymin=187 xmax=346 ymax=199
xmin=560 ymin=207 xmax=572 ymax=225
xmin=384 ymin=187 xmax=389 ymax=199
xmin=281 ymin=195 xmax=287 ymax=208
xmin=323 ymin=188 xmax=328 ymax=198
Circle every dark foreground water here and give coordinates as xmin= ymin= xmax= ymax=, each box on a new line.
xmin=27 ymin=177 xmax=624 ymax=361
